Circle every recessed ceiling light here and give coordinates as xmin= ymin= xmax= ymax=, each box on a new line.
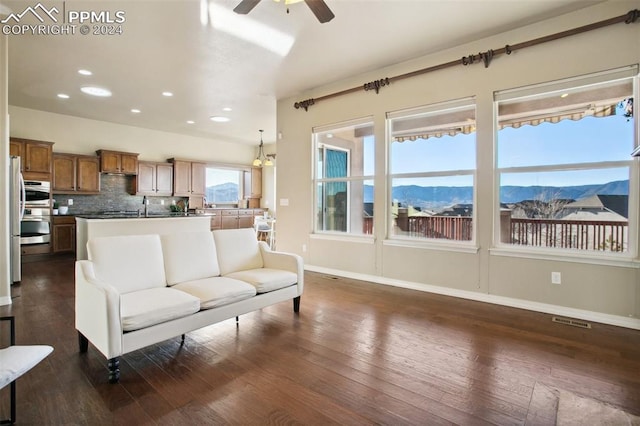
xmin=131 ymin=109 xmax=141 ymax=113
xmin=561 ymin=93 xmax=569 ymax=98
xmin=78 ymin=69 xmax=92 ymax=76
xmin=162 ymin=91 xmax=173 ymax=97
xmin=209 ymin=116 xmax=230 ymax=122
xmin=81 ymin=86 xmax=112 ymax=97
xmin=186 ymin=120 xmax=195 ymax=124
xmin=57 ymin=93 xmax=70 ymax=99
xmin=223 ymin=107 xmax=232 ymax=112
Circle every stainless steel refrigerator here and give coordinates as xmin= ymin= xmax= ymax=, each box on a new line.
xmin=10 ymin=156 xmax=25 ymax=283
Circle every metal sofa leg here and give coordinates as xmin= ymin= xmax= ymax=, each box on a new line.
xmin=108 ymin=357 xmax=120 ymax=384
xmin=293 ymin=296 xmax=301 ymax=313
xmin=0 ymin=381 xmax=17 ymax=424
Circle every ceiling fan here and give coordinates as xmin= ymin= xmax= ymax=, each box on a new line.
xmin=233 ymin=0 xmax=335 ymax=23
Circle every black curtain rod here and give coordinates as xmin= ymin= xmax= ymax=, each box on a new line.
xmin=293 ymin=9 xmax=639 ymax=112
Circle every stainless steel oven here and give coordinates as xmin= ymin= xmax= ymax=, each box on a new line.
xmin=24 ymin=180 xmax=51 ymax=207
xmin=21 ymin=207 xmax=51 ymax=245
xmin=22 ymin=181 xmax=51 ymax=245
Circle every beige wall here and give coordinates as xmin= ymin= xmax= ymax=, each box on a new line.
xmin=9 ymin=106 xmax=255 ymax=164
xmin=276 ymin=1 xmax=640 ymax=327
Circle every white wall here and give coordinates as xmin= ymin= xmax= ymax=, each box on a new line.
xmin=8 ymin=106 xmax=255 ymax=164
xmin=276 ymin=1 xmax=640 ymax=328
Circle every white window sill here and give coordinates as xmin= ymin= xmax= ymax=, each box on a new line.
xmin=383 ymin=238 xmax=479 ymax=254
xmin=310 ymin=233 xmax=375 ymax=244
xmin=489 ymin=245 xmax=640 ymax=268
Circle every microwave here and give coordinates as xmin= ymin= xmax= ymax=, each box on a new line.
xmin=24 ymin=180 xmax=51 ymax=207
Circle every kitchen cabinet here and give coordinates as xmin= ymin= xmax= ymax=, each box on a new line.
xmin=52 ymin=215 xmax=76 ymax=254
xmin=169 ymin=159 xmax=205 ymax=197
xmin=9 ymin=140 xmax=22 ymax=157
xmin=243 ymin=167 xmax=262 ymax=199
xmin=136 ymin=161 xmax=173 ymax=196
xmin=210 ymin=212 xmax=222 ymax=230
xmin=53 ymin=153 xmax=100 ymax=194
xmin=220 ymin=209 xmax=263 ymax=229
xmin=97 ymin=149 xmax=139 ymax=174
xmin=11 ymin=138 xmax=54 ymax=180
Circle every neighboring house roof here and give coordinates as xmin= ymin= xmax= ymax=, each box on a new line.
xmin=562 ymin=194 xmax=628 ymax=219
xmin=439 ymin=204 xmax=473 ymax=217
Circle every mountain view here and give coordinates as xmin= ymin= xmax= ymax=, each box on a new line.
xmin=363 ymin=180 xmax=629 ymax=209
xmin=206 ymin=182 xmax=238 ymax=203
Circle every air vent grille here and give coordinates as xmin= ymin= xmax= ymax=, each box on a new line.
xmin=552 ymin=316 xmax=592 ymax=329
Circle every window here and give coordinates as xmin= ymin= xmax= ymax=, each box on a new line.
xmin=313 ymin=118 xmax=374 ymax=235
xmin=495 ymin=67 xmax=637 ymax=254
xmin=387 ymin=98 xmax=476 ymax=243
xmin=205 ymin=167 xmax=243 ymax=205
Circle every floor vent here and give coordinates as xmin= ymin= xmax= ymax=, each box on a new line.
xmin=552 ymin=316 xmax=592 ymax=329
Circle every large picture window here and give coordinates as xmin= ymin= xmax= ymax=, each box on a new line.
xmin=313 ymin=118 xmax=374 ymax=235
xmin=495 ymin=67 xmax=637 ymax=254
xmin=387 ymin=99 xmax=476 ymax=243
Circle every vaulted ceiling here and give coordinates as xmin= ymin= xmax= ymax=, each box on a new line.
xmin=4 ymin=0 xmax=603 ymax=146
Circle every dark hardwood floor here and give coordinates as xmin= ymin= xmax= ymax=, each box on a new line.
xmin=1 ymin=255 xmax=640 ymax=425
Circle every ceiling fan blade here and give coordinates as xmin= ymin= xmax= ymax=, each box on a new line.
xmin=233 ymin=0 xmax=262 ymax=14
xmin=304 ymin=0 xmax=335 ymax=23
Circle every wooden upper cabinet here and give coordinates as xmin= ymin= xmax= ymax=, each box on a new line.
xmin=97 ymin=149 xmax=139 ymax=174
xmin=53 ymin=153 xmax=100 ymax=194
xmin=171 ymin=160 xmax=192 ymax=196
xmin=76 ymin=156 xmax=100 ymax=193
xmin=156 ymin=163 xmax=174 ymax=196
xmin=11 ymin=138 xmax=54 ymax=180
xmin=244 ymin=167 xmax=262 ymax=199
xmin=136 ymin=161 xmax=173 ymax=196
xmin=121 ymin=153 xmax=139 ymax=174
xmin=52 ymin=154 xmax=76 ymax=192
xmin=9 ymin=140 xmax=22 ymax=158
xmin=137 ymin=162 xmax=155 ymax=194
xmin=190 ymin=162 xmax=205 ymax=195
xmin=169 ymin=159 xmax=205 ymax=197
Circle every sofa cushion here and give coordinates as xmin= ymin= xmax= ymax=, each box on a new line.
xmin=226 ymin=268 xmax=297 ymax=294
xmin=120 ymin=287 xmax=201 ymax=332
xmin=213 ymin=228 xmax=264 ymax=275
xmin=88 ymin=234 xmax=166 ymax=294
xmin=172 ymin=277 xmax=257 ymax=309
xmin=161 ymin=231 xmax=220 ymax=285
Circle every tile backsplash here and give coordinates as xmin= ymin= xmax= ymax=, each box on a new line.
xmin=53 ymin=174 xmax=186 ymax=215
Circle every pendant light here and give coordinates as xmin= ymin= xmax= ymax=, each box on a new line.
xmin=253 ymin=129 xmax=274 ymax=167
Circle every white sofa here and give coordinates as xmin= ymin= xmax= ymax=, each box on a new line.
xmin=75 ymin=228 xmax=303 ymax=383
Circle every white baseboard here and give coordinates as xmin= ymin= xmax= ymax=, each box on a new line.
xmin=0 ymin=295 xmax=13 ymax=307
xmin=305 ymin=264 xmax=640 ymax=331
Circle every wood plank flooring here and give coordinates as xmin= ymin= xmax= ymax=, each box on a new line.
xmin=1 ymin=254 xmax=639 ymax=425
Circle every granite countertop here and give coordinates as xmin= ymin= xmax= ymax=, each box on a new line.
xmin=74 ymin=211 xmax=193 ymax=219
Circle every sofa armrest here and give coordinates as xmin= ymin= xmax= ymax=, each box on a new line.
xmin=75 ymin=261 xmax=123 ymax=359
xmin=259 ymin=242 xmax=304 ymax=294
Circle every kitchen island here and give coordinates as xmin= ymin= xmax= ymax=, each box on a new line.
xmin=75 ymin=215 xmax=210 ymax=260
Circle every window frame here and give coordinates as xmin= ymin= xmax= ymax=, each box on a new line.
xmin=312 ymin=117 xmax=375 ymax=237
xmin=205 ymin=164 xmax=247 ymax=206
xmin=386 ymin=97 xmax=478 ymax=247
xmin=492 ymin=66 xmax=639 ymax=260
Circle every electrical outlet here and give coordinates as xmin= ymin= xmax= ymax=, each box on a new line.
xmin=160 ymin=200 xmax=164 ymax=205
xmin=551 ymin=272 xmax=562 ymax=285
xmin=302 ymin=244 xmax=307 ymax=252
xmin=68 ymin=199 xmax=73 ymax=206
